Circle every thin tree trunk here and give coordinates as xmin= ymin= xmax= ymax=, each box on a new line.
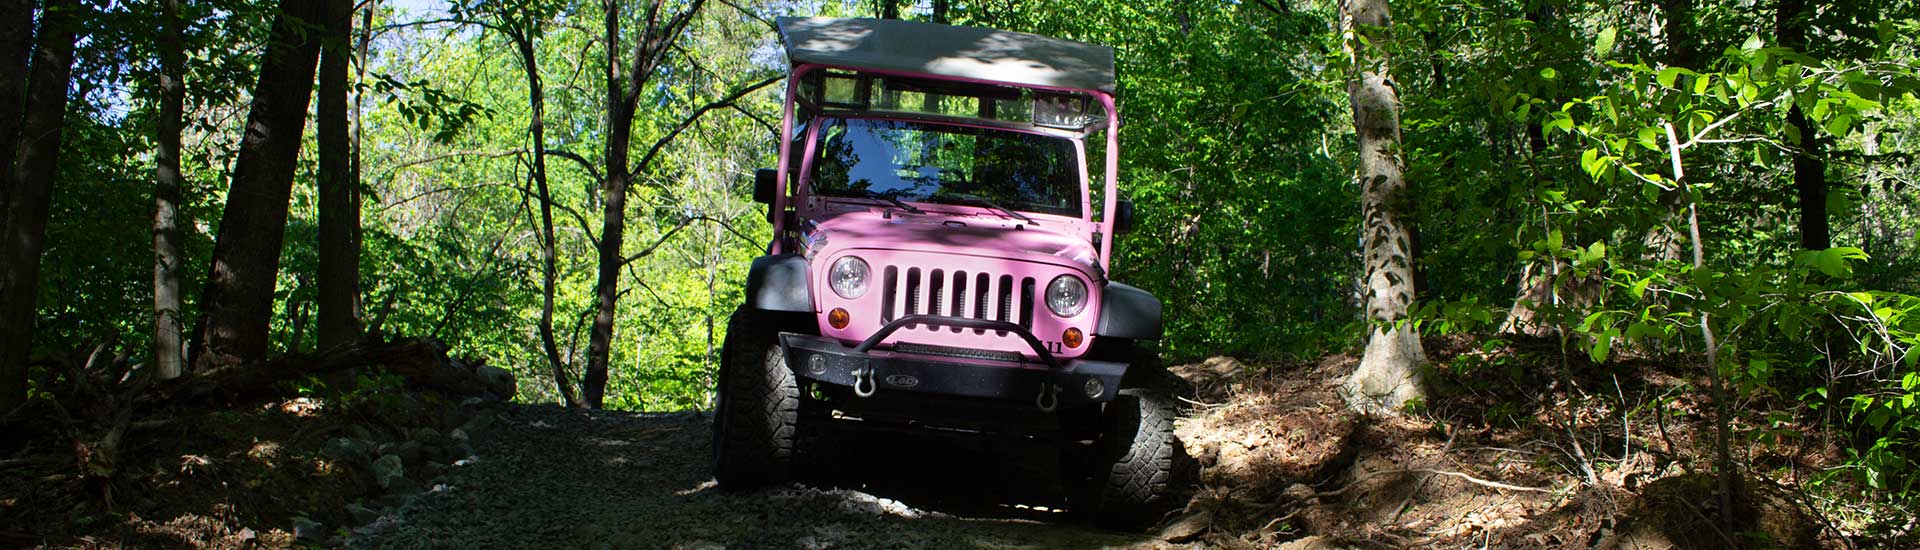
xmin=507 ymin=22 xmax=578 ymax=407
xmin=583 ymin=0 xmax=705 ymax=409
xmin=1663 ymin=122 xmax=1737 ymax=534
xmin=1776 ymin=0 xmax=1828 ymax=250
xmin=191 ymin=0 xmax=326 ymax=370
xmin=317 ymin=0 xmax=360 ymax=350
xmin=879 ymin=0 xmax=898 ymax=19
xmin=1341 ymin=0 xmax=1425 ymax=413
xmin=0 ymin=0 xmax=82 ymax=414
xmin=585 ymin=0 xmax=635 ymax=409
xmin=153 ymin=0 xmax=188 ymax=380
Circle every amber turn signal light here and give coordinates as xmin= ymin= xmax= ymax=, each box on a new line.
xmin=828 ymin=308 xmax=851 ymax=329
xmin=1063 ymin=327 xmax=1084 ymax=348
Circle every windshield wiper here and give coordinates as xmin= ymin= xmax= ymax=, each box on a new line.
xmin=848 ymin=190 xmax=923 ymax=214
xmin=939 ymin=194 xmax=1035 ymax=224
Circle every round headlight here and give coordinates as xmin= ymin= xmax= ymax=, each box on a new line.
xmin=829 ymin=256 xmax=870 ymax=299
xmin=1045 ymin=275 xmax=1088 ymax=317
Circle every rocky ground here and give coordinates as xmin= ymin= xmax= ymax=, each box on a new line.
xmin=355 ymin=405 xmax=1171 ymax=549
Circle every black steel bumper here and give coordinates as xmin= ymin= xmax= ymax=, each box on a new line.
xmin=776 ymin=316 xmax=1127 ymax=408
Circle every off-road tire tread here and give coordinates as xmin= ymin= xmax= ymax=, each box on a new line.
xmin=1089 ymin=388 xmax=1179 ymax=528
xmin=713 ymin=308 xmax=802 ymax=490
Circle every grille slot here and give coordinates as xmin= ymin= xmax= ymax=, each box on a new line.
xmin=949 ymin=271 xmax=968 ymax=333
xmin=906 ymin=268 xmax=922 ymax=318
xmin=881 ymin=266 xmax=898 ymax=322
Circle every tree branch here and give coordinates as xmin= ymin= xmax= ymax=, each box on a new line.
xmin=631 ymin=74 xmax=783 ymax=180
xmin=544 ymin=148 xmax=603 ymax=183
xmin=622 ymin=220 xmax=692 ymax=266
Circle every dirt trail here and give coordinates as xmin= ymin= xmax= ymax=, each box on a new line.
xmin=357 ymin=404 xmax=1177 ymax=549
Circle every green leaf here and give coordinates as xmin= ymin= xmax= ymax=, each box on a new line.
xmin=1657 ymin=67 xmax=1691 ymax=89
xmin=1546 ymin=112 xmax=1574 ymax=134
xmin=1594 ymin=27 xmax=1618 ymax=57
xmin=1812 ymin=247 xmax=1868 ymax=278
xmin=1547 ymin=229 xmax=1564 ymax=250
xmin=1590 ymin=332 xmax=1612 ymax=363
xmin=1540 ymin=67 xmax=1558 ymax=80
xmin=1825 ymin=114 xmax=1856 ymax=136
xmin=1741 ymin=34 xmax=1765 ymax=52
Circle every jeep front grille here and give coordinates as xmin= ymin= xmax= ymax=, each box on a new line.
xmin=880 ymin=266 xmax=1035 ymax=334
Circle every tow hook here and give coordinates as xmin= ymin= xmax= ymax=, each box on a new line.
xmin=1036 ymin=382 xmax=1059 ymax=412
xmin=852 ymin=368 xmax=877 ymax=397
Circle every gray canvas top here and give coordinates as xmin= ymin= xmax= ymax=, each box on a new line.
xmin=776 ymin=17 xmax=1118 ymax=94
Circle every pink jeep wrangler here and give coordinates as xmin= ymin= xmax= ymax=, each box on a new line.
xmin=713 ymin=17 xmax=1177 ymax=526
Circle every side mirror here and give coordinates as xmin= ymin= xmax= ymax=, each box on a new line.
xmin=753 ymin=168 xmax=778 ymax=204
xmin=1113 ymin=199 xmax=1136 ymax=234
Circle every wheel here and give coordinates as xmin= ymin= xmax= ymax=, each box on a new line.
xmin=712 ymin=307 xmax=808 ymax=490
xmin=1082 ymin=387 xmax=1180 ymax=529
xmin=1072 ymin=340 xmax=1184 ymax=529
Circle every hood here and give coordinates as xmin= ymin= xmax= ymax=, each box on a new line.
xmin=804 ymin=208 xmax=1103 ymax=276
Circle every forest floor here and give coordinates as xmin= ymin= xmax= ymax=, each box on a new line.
xmin=2 ymin=337 xmax=1866 ymax=548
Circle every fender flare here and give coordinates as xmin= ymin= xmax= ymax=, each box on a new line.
xmin=1096 ymin=281 xmax=1163 ymax=340
xmin=745 ymin=254 xmax=812 ymax=313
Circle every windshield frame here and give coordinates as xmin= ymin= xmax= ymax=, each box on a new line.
xmin=795 ymin=113 xmax=1091 ymax=223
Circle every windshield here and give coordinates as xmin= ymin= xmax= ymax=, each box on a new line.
xmin=809 ymin=118 xmax=1081 ymax=217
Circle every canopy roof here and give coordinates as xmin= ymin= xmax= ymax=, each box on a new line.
xmin=776 ymin=17 xmax=1117 ymax=94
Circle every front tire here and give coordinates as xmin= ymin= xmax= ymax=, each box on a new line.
xmin=1083 ymin=387 xmax=1180 ymax=528
xmin=712 ymin=308 xmax=805 ymax=490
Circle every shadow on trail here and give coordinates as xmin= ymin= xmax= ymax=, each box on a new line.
xmin=360 ymin=405 xmax=1161 ymax=549
xmin=810 ymin=425 xmax=1081 ymax=523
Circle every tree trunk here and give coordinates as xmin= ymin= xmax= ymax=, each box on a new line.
xmin=507 ymin=23 xmax=578 ymax=407
xmin=0 ymin=0 xmax=34 ymax=183
xmin=582 ymin=0 xmax=705 ymax=409
xmin=879 ymin=0 xmax=899 ymax=19
xmin=191 ymin=0 xmax=326 ymax=370
xmin=0 ymin=0 xmax=82 ymax=414
xmin=317 ymin=0 xmax=360 ymax=350
xmin=152 ymin=0 xmax=188 ymax=380
xmin=1776 ymin=0 xmax=1828 ymax=250
xmin=1341 ymin=0 xmax=1425 ymax=413
xmin=1661 ymin=122 xmax=1739 ymax=536
xmin=585 ymin=0 xmax=635 ymax=409
xmin=1644 ymin=0 xmax=1695 ymax=262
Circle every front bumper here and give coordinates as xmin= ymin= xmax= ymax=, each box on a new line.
xmin=778 ymin=330 xmax=1127 ymax=409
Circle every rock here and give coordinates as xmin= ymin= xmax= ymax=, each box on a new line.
xmin=346 ymin=424 xmax=373 ymax=442
xmin=322 ymin=437 xmax=370 ymax=464
xmin=372 ymin=455 xmax=405 ymax=489
xmin=293 ymin=517 xmax=326 ymax=541
xmin=459 ymin=414 xmax=496 ymax=445
xmin=476 ymin=364 xmax=516 ymax=400
xmin=387 ymin=476 xmax=422 ymax=496
xmin=1284 ymin=483 xmax=1318 ymax=502
xmin=346 ymin=503 xmax=381 ymax=525
xmin=1160 ymin=510 xmax=1211 ymax=543
xmin=412 ymin=428 xmax=442 ymax=444
xmin=421 ymin=462 xmax=448 ymax=479
xmin=1277 ymin=536 xmax=1346 ymax=550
